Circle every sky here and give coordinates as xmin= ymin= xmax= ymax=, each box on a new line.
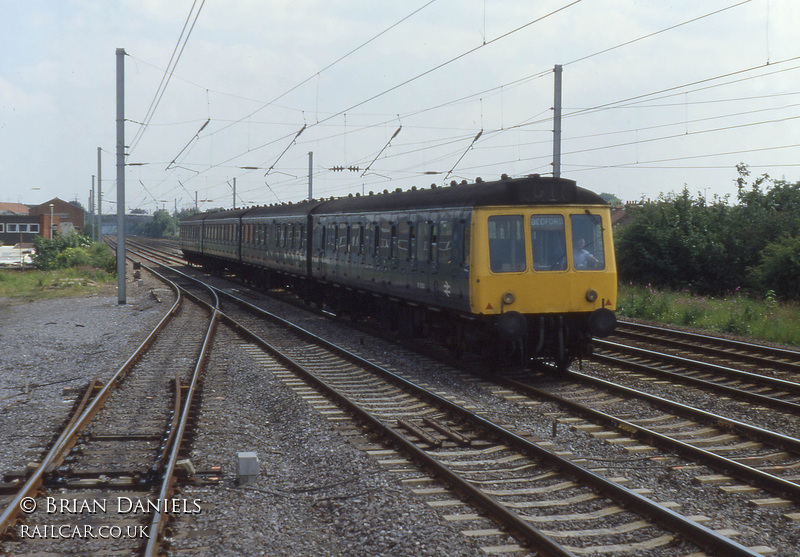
xmin=1 ymin=0 xmax=799 ymax=213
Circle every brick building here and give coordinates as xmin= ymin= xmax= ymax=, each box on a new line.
xmin=29 ymin=198 xmax=84 ymax=236
xmin=0 ymin=198 xmax=84 ymax=246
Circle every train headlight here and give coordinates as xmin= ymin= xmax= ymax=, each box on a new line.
xmin=502 ymin=291 xmax=515 ymax=305
xmin=585 ymin=289 xmax=598 ymax=302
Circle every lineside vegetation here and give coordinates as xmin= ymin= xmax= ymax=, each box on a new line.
xmin=615 ymin=164 xmax=800 ymax=347
xmin=0 ymin=233 xmax=115 ymax=301
xmin=617 ymin=283 xmax=800 ymax=347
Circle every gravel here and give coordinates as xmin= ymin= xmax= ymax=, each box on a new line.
xmin=0 ymin=275 xmax=486 ymax=556
xmin=4 ymin=268 xmax=800 ymax=556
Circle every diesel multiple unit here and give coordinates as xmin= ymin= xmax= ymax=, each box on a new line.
xmin=180 ymin=174 xmax=617 ymax=370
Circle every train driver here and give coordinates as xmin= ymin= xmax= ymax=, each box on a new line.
xmin=573 ymin=238 xmax=599 ymax=269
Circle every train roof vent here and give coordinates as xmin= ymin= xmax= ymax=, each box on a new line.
xmin=501 ymin=173 xmax=510 ymax=180
xmin=476 ymin=177 xmax=483 ymax=183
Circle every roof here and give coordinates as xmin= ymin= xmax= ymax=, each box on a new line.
xmin=0 ymin=202 xmax=31 ymax=215
xmin=312 ymin=175 xmax=605 ymax=214
xmin=183 ymin=175 xmax=608 ymax=223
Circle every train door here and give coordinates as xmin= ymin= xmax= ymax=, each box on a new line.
xmin=397 ymin=218 xmax=412 ymax=288
xmin=412 ymin=215 xmax=438 ymax=301
xmin=435 ymin=213 xmax=468 ymax=306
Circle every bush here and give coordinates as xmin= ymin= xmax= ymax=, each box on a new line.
xmin=748 ymin=235 xmax=800 ymax=301
xmin=32 ymin=233 xmax=115 ymax=273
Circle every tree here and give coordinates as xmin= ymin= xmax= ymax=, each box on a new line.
xmin=748 ymin=235 xmax=800 ymax=300
xmin=600 ymin=192 xmax=622 ymax=206
xmin=615 ymin=165 xmax=800 ymax=298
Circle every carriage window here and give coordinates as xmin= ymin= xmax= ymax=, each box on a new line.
xmin=338 ymin=223 xmax=349 ymax=253
xmin=439 ymin=221 xmax=453 ymax=263
xmin=357 ymin=224 xmax=365 ymax=255
xmin=429 ymin=224 xmax=438 ymax=262
xmin=398 ymin=222 xmax=409 ymax=260
xmin=530 ymin=215 xmax=567 ymax=271
xmin=380 ymin=222 xmax=392 ymax=259
xmin=488 ymin=215 xmax=525 ymax=272
xmin=461 ymin=221 xmax=470 ymax=266
xmin=571 ymin=214 xmax=605 ymax=270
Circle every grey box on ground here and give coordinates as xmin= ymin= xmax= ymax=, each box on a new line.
xmin=236 ymin=452 xmax=259 ymax=484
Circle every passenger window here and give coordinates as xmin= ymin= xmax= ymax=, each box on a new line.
xmin=571 ymin=214 xmax=605 ymax=270
xmin=429 ymin=224 xmax=438 ymax=262
xmin=416 ymin=223 xmax=428 ymax=262
xmin=439 ymin=221 xmax=452 ymax=264
xmin=461 ymin=221 xmax=470 ymax=267
xmin=488 ymin=215 xmax=525 ymax=272
xmin=338 ymin=223 xmax=349 ymax=252
xmin=380 ymin=222 xmax=393 ymax=259
xmin=530 ymin=215 xmax=567 ymax=271
xmin=398 ymin=222 xmax=409 ymax=260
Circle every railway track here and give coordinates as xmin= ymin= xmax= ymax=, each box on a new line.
xmin=0 ymin=258 xmax=218 ymax=556
xmin=589 ymin=321 xmax=800 ymax=422
xmin=117 ymin=239 xmax=800 ymax=554
xmin=122 ymin=247 xmax=765 ymax=556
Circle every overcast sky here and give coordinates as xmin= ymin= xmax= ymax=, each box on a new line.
xmin=2 ymin=0 xmax=799 ymax=213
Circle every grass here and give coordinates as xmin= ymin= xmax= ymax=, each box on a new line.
xmin=0 ymin=267 xmax=116 ymax=302
xmin=617 ymin=283 xmax=800 ymax=348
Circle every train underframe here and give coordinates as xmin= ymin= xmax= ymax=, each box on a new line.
xmin=190 ymin=253 xmax=612 ymax=372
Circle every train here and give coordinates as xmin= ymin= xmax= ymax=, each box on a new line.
xmin=179 ymin=174 xmax=617 ymax=370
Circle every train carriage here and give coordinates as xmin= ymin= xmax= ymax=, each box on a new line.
xmin=180 ymin=174 xmax=617 ymax=370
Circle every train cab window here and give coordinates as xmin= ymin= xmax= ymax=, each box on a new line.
xmin=488 ymin=215 xmax=525 ymax=272
xmin=571 ymin=214 xmax=605 ymax=270
xmin=530 ymin=215 xmax=567 ymax=271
